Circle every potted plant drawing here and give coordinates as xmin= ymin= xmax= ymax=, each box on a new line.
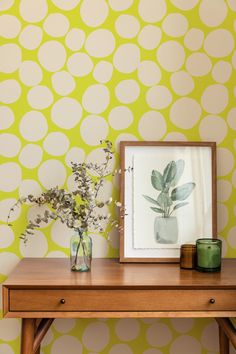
xmin=143 ymin=159 xmax=196 ymax=244
xmin=8 ymin=140 xmax=121 ymax=272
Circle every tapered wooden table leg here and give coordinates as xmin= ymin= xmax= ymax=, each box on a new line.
xmin=21 ymin=319 xmax=35 ymax=354
xmin=219 ymin=325 xmax=229 ymax=354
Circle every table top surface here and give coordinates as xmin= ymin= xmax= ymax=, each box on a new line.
xmin=3 ymin=258 xmax=236 ymax=290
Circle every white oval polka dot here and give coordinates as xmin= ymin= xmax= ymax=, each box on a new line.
xmin=228 ymin=226 xmax=236 ymax=248
xmin=51 ymin=0 xmax=81 ymax=11
xmin=0 ymin=106 xmax=14 ymax=130
xmin=19 ymin=61 xmax=43 ymax=87
xmin=109 ymin=344 xmax=133 ymax=354
xmin=108 ymin=0 xmax=133 ymax=11
xmin=51 ymin=336 xmax=82 ymax=354
xmin=19 ymin=144 xmax=43 ymax=169
xmin=228 ymin=0 xmax=236 ymax=10
xmin=0 ymin=133 xmax=21 ymax=157
xmin=184 ymin=28 xmax=204 ymax=51
xmin=199 ymin=0 xmax=228 ymax=27
xmin=108 ymin=227 xmax=119 ymax=249
xmin=65 ymin=28 xmax=85 ymax=51
xmin=108 ymin=106 xmax=133 ymax=130
xmin=27 ymin=86 xmax=53 ymax=110
xmin=86 ymin=147 xmax=115 ymax=174
xmin=170 ymin=70 xmax=194 ymax=95
xmin=0 ymin=198 xmax=21 ymax=223
xmin=116 ymin=319 xmax=140 ymax=341
xmin=90 ymin=234 xmax=109 ymax=257
xmin=93 ymin=61 xmax=113 ymax=83
xmin=138 ymin=61 xmax=162 ymax=87
xmin=0 ymin=318 xmax=20 ymax=341
xmin=217 ymin=147 xmax=234 ymax=177
xmin=82 ymin=322 xmax=109 ymax=351
xmin=51 ymin=97 xmax=83 ymax=129
xmin=139 ymin=0 xmax=166 ymax=23
xmin=157 ymin=41 xmax=185 ymax=72
xmin=170 ymin=335 xmax=201 ymax=354
xmin=143 ymin=350 xmax=162 ymax=354
xmin=227 ymin=108 xmax=236 ymax=130
xmin=146 ymin=86 xmax=172 ymax=109
xmin=164 ymin=132 xmax=187 ymax=141
xmin=65 ymin=147 xmax=85 ymax=166
xmin=170 ymin=98 xmax=202 ymax=129
xmin=54 ymin=319 xmax=76 ymax=334
xmin=0 ymin=252 xmax=20 ymax=276
xmin=204 ymin=29 xmax=234 ymax=58
xmin=96 ymin=179 xmax=113 ymax=203
xmin=171 ymin=0 xmax=199 ymax=10
xmin=0 ymin=79 xmax=21 ymax=104
xmin=85 ymin=29 xmax=115 ymax=58
xmin=38 ymin=41 xmax=66 ymax=72
xmin=67 ymin=53 xmax=93 ymax=77
xmin=139 ymin=111 xmax=166 ymax=140
xmin=19 ymin=25 xmax=43 ymax=50
xmin=52 ymin=71 xmax=75 ymax=96
xmin=80 ymin=115 xmax=109 ymax=146
xmin=212 ymin=61 xmax=232 ymax=83
xmin=232 ymin=169 xmax=236 ymax=188
xmin=186 ymin=52 xmax=212 ymax=76
xmin=138 ymin=25 xmax=162 ymax=50
xmin=43 ymin=13 xmax=69 ymax=37
xmin=147 ymin=323 xmax=172 ymax=347
xmin=113 ymin=43 xmax=140 ymax=73
xmin=115 ymin=14 xmax=140 ymax=39
xmin=0 ymin=0 xmax=14 ymax=11
xmin=0 ymin=344 xmax=14 ymax=354
xmin=20 ymin=0 xmax=48 ymax=23
xmin=66 ymin=173 xmax=78 ymax=192
xmin=0 ymin=225 xmax=14 ymax=248
xmin=201 ymin=84 xmax=228 ymax=114
xmin=115 ymin=79 xmax=140 ymax=104
xmin=19 ymin=179 xmax=42 ymax=200
xmin=162 ymin=13 xmax=188 ymax=37
xmin=47 ymin=251 xmax=67 ymax=258
xmin=0 ymin=14 xmax=21 ymax=38
xmin=38 ymin=159 xmax=67 ymax=189
xmin=115 ymin=133 xmax=138 ymax=150
xmin=43 ymin=132 xmax=69 ymax=156
xmin=218 ymin=203 xmax=228 ymax=233
xmin=82 ymin=84 xmax=110 ymax=114
xmin=217 ymin=179 xmax=232 ymax=202
xmin=170 ymin=319 xmax=195 ymax=333
xmin=0 ymin=163 xmax=21 ymax=192
xmin=0 ymin=44 xmax=21 ymax=73
xmin=20 ymin=111 xmax=48 ymax=142
xmin=80 ymin=0 xmax=108 ymax=27
xmin=199 ymin=115 xmax=228 ymax=144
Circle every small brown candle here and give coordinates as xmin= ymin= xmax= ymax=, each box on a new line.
xmin=180 ymin=244 xmax=196 ymax=269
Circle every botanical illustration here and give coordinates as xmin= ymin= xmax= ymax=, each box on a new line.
xmin=143 ymin=159 xmax=196 ymax=244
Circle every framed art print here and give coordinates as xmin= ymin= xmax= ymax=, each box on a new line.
xmin=119 ymin=141 xmax=217 ymax=263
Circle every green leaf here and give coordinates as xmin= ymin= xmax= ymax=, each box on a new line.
xmin=163 ymin=161 xmax=176 ymax=185
xmin=171 ymin=159 xmax=185 ymax=187
xmin=150 ymin=207 xmax=164 ymax=214
xmin=151 ymin=170 xmax=164 ymax=191
xmin=173 ymin=202 xmax=189 ymax=211
xmin=157 ymin=192 xmax=173 ymax=208
xmin=171 ymin=182 xmax=196 ymax=201
xmin=143 ymin=195 xmax=159 ymax=205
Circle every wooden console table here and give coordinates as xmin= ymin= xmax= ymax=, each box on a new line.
xmin=2 ymin=258 xmax=236 ymax=354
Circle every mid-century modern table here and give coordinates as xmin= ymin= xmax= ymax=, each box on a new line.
xmin=2 ymin=258 xmax=236 ymax=354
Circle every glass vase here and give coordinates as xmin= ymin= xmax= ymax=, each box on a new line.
xmin=70 ymin=229 xmax=92 ymax=272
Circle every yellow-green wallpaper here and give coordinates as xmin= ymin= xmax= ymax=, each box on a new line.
xmin=0 ymin=0 xmax=236 ymax=353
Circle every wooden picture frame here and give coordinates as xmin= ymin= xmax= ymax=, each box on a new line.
xmin=119 ymin=141 xmax=217 ymax=263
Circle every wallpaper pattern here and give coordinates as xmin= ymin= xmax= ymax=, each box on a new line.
xmin=0 ymin=0 xmax=236 ymax=353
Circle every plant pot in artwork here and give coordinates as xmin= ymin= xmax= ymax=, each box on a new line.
xmin=154 ymin=216 xmax=178 ymax=244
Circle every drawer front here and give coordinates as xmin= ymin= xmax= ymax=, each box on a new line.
xmin=9 ymin=289 xmax=236 ymax=312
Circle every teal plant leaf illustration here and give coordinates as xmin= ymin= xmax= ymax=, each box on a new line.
xmin=143 ymin=159 xmax=196 ymax=218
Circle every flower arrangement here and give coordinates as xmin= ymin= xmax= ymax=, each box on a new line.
xmin=8 ymin=140 xmax=121 ymax=270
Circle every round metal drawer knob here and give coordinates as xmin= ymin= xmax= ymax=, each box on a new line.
xmin=60 ymin=298 xmax=66 ymax=304
xmin=209 ymin=298 xmax=215 ymax=304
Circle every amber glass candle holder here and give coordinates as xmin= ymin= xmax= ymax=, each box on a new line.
xmin=196 ymin=238 xmax=222 ymax=272
xmin=180 ymin=244 xmax=196 ymax=269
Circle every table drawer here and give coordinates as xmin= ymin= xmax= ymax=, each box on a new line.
xmin=9 ymin=289 xmax=236 ymax=312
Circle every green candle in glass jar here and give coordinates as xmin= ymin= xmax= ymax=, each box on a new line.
xmin=196 ymin=238 xmax=222 ymax=272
